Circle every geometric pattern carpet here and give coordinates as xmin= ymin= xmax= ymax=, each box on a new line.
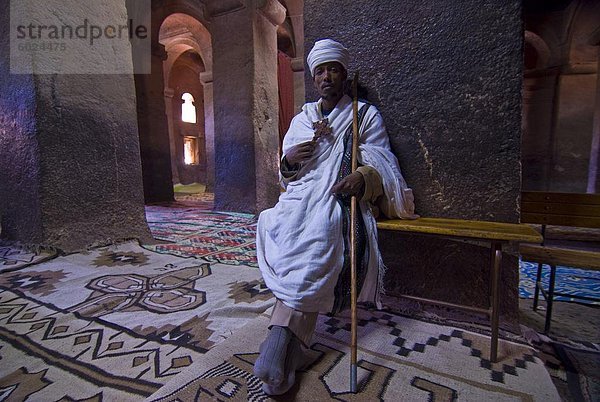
xmin=141 ymin=202 xmax=595 ymax=401
xmin=144 ymin=204 xmax=258 ymax=268
xmin=0 ymin=241 xmax=273 ymax=401
xmin=0 ymin=241 xmax=57 ymax=273
xmin=526 ymin=330 xmax=600 ymax=402
xmin=1 ymin=199 xmax=590 ymax=401
xmin=147 ymin=202 xmax=600 ymax=302
xmin=519 ymin=260 xmax=600 ymax=305
xmin=147 ymin=310 xmax=561 ymax=401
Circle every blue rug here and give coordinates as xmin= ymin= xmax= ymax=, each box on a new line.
xmin=519 ymin=260 xmax=600 ymax=305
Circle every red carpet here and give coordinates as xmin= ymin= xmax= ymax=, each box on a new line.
xmin=144 ymin=198 xmax=258 ymax=267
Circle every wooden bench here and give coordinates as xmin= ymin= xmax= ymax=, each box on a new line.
xmin=377 ymin=217 xmax=542 ymax=362
xmin=520 ymin=191 xmax=600 ymax=333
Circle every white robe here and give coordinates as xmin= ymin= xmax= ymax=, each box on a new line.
xmin=256 ymin=95 xmax=416 ymax=313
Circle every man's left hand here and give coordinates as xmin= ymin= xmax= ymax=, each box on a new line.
xmin=331 ymin=172 xmax=365 ymax=198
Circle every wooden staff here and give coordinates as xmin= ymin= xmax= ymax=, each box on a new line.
xmin=350 ymin=71 xmax=359 ymax=394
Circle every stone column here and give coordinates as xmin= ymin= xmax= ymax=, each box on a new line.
xmin=285 ymin=0 xmax=306 ymax=111
xmin=133 ymin=43 xmax=175 ymax=203
xmin=522 ymin=70 xmax=559 ymax=191
xmin=206 ymin=0 xmax=285 ymax=213
xmin=200 ymin=71 xmax=215 ymax=192
xmin=164 ymin=87 xmax=180 ymax=184
xmin=291 ymin=57 xmax=306 ymax=113
xmin=0 ymin=0 xmax=152 ymax=251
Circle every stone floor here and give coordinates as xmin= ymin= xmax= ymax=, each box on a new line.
xmin=519 ymin=225 xmax=599 ymax=344
xmin=381 ymin=293 xmax=599 ymax=346
xmin=519 ymin=298 xmax=599 ymax=343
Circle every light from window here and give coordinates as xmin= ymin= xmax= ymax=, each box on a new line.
xmin=184 ymin=137 xmax=197 ymax=165
xmin=181 ymin=92 xmax=197 ymax=123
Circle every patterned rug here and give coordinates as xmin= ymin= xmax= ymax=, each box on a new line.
xmin=173 ymin=191 xmax=215 ymax=209
xmin=144 ymin=204 xmax=258 ymax=267
xmin=0 ymin=238 xmax=576 ymax=401
xmin=0 ymin=241 xmax=273 ymax=401
xmin=147 ymin=309 xmax=561 ymax=402
xmin=146 ymin=202 xmax=600 ymax=301
xmin=522 ymin=328 xmax=600 ymax=402
xmin=0 ymin=241 xmax=57 ymax=273
xmin=519 ymin=260 xmax=600 ymax=305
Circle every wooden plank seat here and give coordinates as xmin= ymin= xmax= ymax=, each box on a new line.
xmin=377 ymin=217 xmax=543 ymax=242
xmin=519 ymin=244 xmax=600 ymax=271
xmin=377 ymin=217 xmax=542 ymax=362
xmin=520 ymin=191 xmax=600 ymax=333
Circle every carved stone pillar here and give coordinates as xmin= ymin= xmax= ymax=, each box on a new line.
xmin=291 ymin=57 xmax=306 ymax=113
xmin=163 ymin=87 xmax=179 ymax=184
xmin=199 ymin=71 xmax=215 ymax=192
xmin=285 ymin=0 xmax=305 ymax=111
xmin=133 ymin=43 xmax=175 ymax=202
xmin=522 ymin=69 xmax=559 ymax=191
xmin=206 ymin=0 xmax=285 ymax=213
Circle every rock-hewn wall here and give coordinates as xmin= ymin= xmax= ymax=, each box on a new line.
xmin=0 ymin=6 xmax=42 ymax=242
xmin=305 ymin=0 xmax=523 ymax=321
xmin=0 ymin=0 xmax=152 ymax=251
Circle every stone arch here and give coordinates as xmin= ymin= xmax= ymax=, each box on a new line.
xmin=276 ymin=22 xmax=295 ymax=153
xmin=524 ymin=31 xmax=551 ymax=71
xmin=278 ymin=0 xmax=304 ymax=61
xmin=276 ymin=0 xmax=305 ymax=156
xmin=521 ymin=30 xmax=555 ymax=191
xmin=151 ymin=0 xmax=210 ymax=46
xmin=159 ymin=12 xmax=214 ymax=192
xmin=279 ymin=0 xmax=305 ymax=111
xmin=277 ymin=21 xmax=296 ymax=57
xmin=131 ymin=0 xmax=213 ymax=204
xmin=159 ymin=12 xmax=213 ymax=75
xmin=137 ymin=0 xmax=286 ymax=213
xmin=165 ymin=49 xmax=205 ymax=185
xmin=522 ymin=0 xmax=600 ymax=193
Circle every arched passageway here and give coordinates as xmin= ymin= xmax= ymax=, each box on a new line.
xmin=522 ymin=0 xmax=600 ymax=193
xmin=136 ymin=0 xmax=293 ymax=213
xmin=159 ymin=12 xmax=214 ymax=193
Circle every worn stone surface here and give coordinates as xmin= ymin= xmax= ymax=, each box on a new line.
xmin=211 ymin=1 xmax=281 ymax=214
xmin=254 ymin=1 xmax=285 ymax=214
xmin=134 ymin=45 xmax=175 ymax=203
xmin=211 ymin=7 xmax=258 ymax=213
xmin=305 ymin=0 xmax=523 ymax=320
xmin=201 ymin=78 xmax=216 ymax=193
xmin=0 ymin=0 xmax=42 ymax=242
xmin=0 ymin=0 xmax=152 ymax=251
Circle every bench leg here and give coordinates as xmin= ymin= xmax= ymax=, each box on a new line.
xmin=533 ymin=262 xmax=543 ymax=311
xmin=490 ymin=242 xmax=502 ymax=363
xmin=544 ymin=264 xmax=557 ymax=334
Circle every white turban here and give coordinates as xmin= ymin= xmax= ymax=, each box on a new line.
xmin=307 ymin=39 xmax=349 ymax=77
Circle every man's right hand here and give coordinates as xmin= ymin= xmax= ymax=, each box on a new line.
xmin=284 ymin=141 xmax=316 ymax=166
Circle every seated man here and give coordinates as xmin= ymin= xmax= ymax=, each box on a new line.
xmin=254 ymin=38 xmax=417 ymax=395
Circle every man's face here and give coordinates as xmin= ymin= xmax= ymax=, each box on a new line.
xmin=313 ymin=62 xmax=347 ymax=102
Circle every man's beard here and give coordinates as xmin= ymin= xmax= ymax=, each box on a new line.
xmin=322 ymin=89 xmax=342 ymax=101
